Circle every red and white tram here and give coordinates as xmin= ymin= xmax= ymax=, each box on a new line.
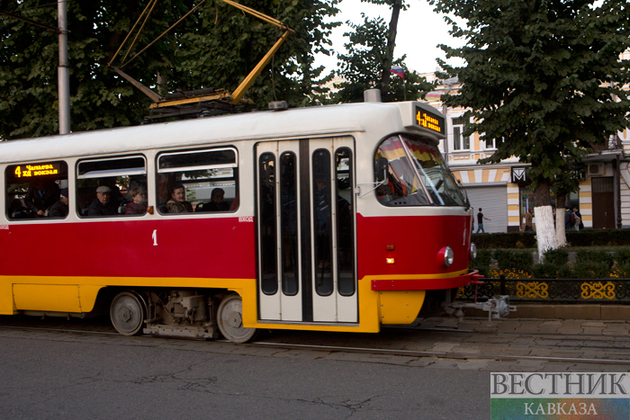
xmin=0 ymin=100 xmax=477 ymax=343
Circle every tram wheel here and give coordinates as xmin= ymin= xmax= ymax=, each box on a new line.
xmin=217 ymin=294 xmax=257 ymax=344
xmin=110 ymin=291 xmax=146 ymax=336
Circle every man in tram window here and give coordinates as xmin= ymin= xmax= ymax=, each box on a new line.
xmin=125 ymin=187 xmax=148 ymax=215
xmin=166 ymin=184 xmax=193 ymax=213
xmin=25 ymin=179 xmax=60 ymax=217
xmin=49 ymin=188 xmax=69 ymax=218
xmin=206 ymin=188 xmax=230 ymax=212
xmin=87 ymin=186 xmax=117 ymax=216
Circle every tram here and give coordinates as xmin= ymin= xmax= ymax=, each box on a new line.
xmin=0 ymin=99 xmax=478 ymax=343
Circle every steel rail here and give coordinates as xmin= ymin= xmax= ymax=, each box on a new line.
xmin=0 ymin=325 xmax=119 ymax=336
xmin=402 ymin=326 xmax=630 ymax=341
xmin=247 ymin=340 xmax=630 ymax=366
xmin=2 ymin=323 xmax=628 ymax=366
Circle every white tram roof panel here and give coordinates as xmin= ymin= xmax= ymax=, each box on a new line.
xmin=0 ymin=101 xmax=444 ymax=164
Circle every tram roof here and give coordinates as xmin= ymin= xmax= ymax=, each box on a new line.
xmin=0 ymin=101 xmax=443 ymax=164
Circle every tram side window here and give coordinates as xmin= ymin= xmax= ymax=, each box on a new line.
xmin=313 ymin=149 xmax=333 ymax=297
xmin=156 ymin=148 xmax=238 ymax=214
xmin=5 ymin=161 xmax=69 ymax=220
xmin=76 ymin=156 xmax=148 ymax=217
xmin=259 ymin=152 xmax=278 ymax=295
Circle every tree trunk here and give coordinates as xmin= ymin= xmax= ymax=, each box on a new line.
xmin=380 ymin=0 xmax=402 ymax=98
xmin=532 ymin=179 xmax=557 ymax=260
xmin=555 ymin=193 xmax=567 ymax=247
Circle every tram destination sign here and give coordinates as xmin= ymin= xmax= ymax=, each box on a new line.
xmin=415 ymin=105 xmax=445 ymax=135
xmin=13 ymin=163 xmax=61 ymax=178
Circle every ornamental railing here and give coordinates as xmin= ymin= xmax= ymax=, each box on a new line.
xmin=458 ymin=276 xmax=630 ymax=303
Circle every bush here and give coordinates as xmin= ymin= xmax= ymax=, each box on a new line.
xmin=533 ymin=263 xmax=559 ymax=279
xmin=473 ymin=249 xmax=493 ymax=268
xmin=572 ymin=261 xmax=611 ymax=279
xmin=473 ymin=228 xmax=630 ymax=249
xmin=614 ymin=247 xmax=630 ymax=265
xmin=557 ymin=265 xmax=575 ymax=279
xmin=576 ymin=249 xmax=614 ymax=268
xmin=614 ymin=261 xmax=630 ymax=278
xmin=494 ymin=249 xmax=533 ymax=273
xmin=472 ymin=232 xmax=537 ymax=249
xmin=566 ymin=229 xmax=630 ymax=247
xmin=543 ymin=248 xmax=569 ymax=266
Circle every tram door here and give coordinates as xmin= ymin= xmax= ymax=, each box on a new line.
xmin=256 ymin=138 xmax=358 ymax=323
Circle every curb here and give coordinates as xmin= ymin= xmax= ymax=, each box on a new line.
xmin=465 ymin=304 xmax=630 ymax=320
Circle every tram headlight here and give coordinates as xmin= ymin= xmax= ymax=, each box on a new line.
xmin=470 ymin=243 xmax=477 ymax=260
xmin=437 ymin=246 xmax=454 ymax=268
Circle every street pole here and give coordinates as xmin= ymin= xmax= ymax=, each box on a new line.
xmin=58 ymin=0 xmax=70 ymax=134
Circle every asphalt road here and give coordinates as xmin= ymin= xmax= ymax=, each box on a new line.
xmin=2 ymin=315 xmax=629 ymax=419
xmin=0 ymin=327 xmax=488 ymax=420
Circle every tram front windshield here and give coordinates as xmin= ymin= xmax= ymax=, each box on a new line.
xmin=375 ymin=134 xmax=466 ymax=207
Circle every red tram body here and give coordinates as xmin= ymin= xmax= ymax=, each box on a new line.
xmin=0 ymin=101 xmax=477 ymax=342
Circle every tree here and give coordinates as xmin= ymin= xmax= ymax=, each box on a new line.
xmin=365 ymin=0 xmax=406 ymax=97
xmin=550 ymin=159 xmax=583 ymax=246
xmin=334 ymin=14 xmax=433 ymax=103
xmin=431 ymin=0 xmax=630 ymax=255
xmin=0 ymin=0 xmax=339 ymax=139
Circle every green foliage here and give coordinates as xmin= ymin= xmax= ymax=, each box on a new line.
xmin=332 ymin=7 xmax=434 ymax=103
xmin=567 ymin=229 xmax=630 ymax=247
xmin=493 ymin=249 xmax=533 ymax=273
xmin=573 ymin=261 xmax=611 ymax=279
xmin=430 ymin=0 xmax=630 ymax=207
xmin=576 ymin=249 xmax=615 ymax=268
xmin=614 ymin=247 xmax=630 ymax=263
xmin=557 ymin=265 xmax=575 ymax=279
xmin=543 ymin=248 xmax=569 ymax=266
xmin=474 ymin=229 xmax=630 ymax=249
xmin=0 ymin=0 xmax=340 ymax=139
xmin=614 ymin=261 xmax=630 ymax=278
xmin=470 ymin=248 xmax=492 ymax=273
xmin=532 ymin=263 xmax=559 ymax=279
xmin=473 ymin=232 xmax=537 ymax=249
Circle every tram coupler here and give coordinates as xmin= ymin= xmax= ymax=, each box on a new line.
xmin=444 ymin=295 xmax=517 ymax=322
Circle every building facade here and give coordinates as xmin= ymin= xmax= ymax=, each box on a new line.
xmin=422 ymin=68 xmax=630 ymax=233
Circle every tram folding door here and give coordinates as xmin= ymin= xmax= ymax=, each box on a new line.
xmin=256 ymin=138 xmax=358 ymax=324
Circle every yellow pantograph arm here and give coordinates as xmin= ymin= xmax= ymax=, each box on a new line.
xmin=108 ymin=0 xmax=294 ymax=106
xmin=218 ymin=0 xmax=295 ymax=104
xmin=230 ymin=29 xmax=293 ymax=104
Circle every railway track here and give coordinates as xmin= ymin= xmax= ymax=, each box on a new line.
xmin=247 ymin=340 xmax=630 ymax=366
xmin=1 ymin=316 xmax=628 ymax=366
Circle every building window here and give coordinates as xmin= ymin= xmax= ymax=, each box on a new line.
xmin=452 ymin=117 xmax=470 ymax=150
xmin=485 ymin=137 xmax=504 ymax=150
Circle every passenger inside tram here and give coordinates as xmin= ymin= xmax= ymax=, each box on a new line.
xmin=206 ymin=188 xmax=230 ymax=211
xmin=25 ymin=180 xmax=60 ymax=217
xmin=48 ymin=188 xmax=69 ymax=218
xmin=166 ymin=184 xmax=193 ymax=213
xmin=125 ymin=188 xmax=148 ymax=215
xmin=87 ymin=186 xmax=118 ymax=216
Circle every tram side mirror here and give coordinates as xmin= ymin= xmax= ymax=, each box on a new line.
xmin=375 ymin=157 xmax=388 ymax=183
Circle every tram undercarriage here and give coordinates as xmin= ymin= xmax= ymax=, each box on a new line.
xmin=109 ymin=289 xmax=257 ymax=343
